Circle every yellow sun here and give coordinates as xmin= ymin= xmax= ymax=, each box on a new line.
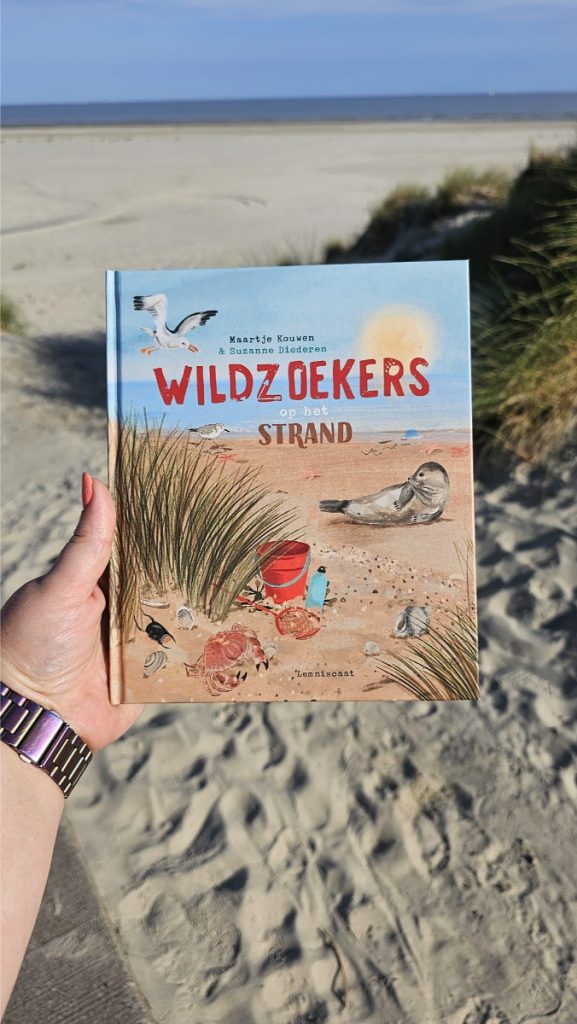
xmin=359 ymin=306 xmax=437 ymax=364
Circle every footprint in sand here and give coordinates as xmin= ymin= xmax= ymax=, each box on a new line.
xmin=410 ymin=805 xmax=450 ymax=876
xmin=457 ymin=995 xmax=511 ymax=1023
xmin=477 ymin=837 xmax=539 ymax=900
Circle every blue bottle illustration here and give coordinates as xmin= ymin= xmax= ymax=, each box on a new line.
xmin=305 ymin=565 xmax=328 ymax=609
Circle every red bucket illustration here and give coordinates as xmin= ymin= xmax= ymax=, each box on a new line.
xmin=257 ymin=541 xmax=311 ymax=605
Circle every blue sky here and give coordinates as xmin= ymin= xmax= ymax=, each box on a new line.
xmin=109 ymin=263 xmax=472 ymax=432
xmin=2 ymin=1 xmax=576 ymax=104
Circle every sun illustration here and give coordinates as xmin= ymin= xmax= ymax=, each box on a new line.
xmin=360 ymin=306 xmax=437 ymax=364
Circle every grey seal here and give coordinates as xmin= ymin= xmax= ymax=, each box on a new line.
xmin=319 ymin=461 xmax=450 ymax=526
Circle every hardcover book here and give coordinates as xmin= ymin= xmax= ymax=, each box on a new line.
xmin=106 ymin=263 xmax=479 ymax=704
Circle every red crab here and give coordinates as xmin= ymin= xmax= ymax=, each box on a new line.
xmin=184 ymin=624 xmax=268 ymax=696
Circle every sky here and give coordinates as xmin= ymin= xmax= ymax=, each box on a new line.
xmin=2 ymin=0 xmax=576 ymax=104
xmin=109 ymin=263 xmax=472 ymax=432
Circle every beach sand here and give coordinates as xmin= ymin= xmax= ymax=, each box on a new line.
xmin=114 ymin=434 xmax=476 ymax=705
xmin=2 ymin=120 xmax=575 ymax=337
xmin=2 ymin=121 xmax=577 ymax=1023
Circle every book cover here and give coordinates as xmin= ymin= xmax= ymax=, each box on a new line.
xmin=106 ymin=262 xmax=479 ymax=704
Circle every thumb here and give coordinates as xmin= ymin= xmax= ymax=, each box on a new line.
xmin=48 ymin=475 xmax=116 ymax=597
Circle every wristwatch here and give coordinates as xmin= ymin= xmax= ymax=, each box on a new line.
xmin=0 ymin=683 xmax=93 ymax=798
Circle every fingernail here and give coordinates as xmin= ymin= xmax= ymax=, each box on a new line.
xmin=82 ymin=472 xmax=94 ymax=508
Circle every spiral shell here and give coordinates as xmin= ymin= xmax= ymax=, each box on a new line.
xmin=175 ymin=605 xmax=195 ymax=630
xmin=393 ymin=605 xmax=431 ymax=638
xmin=143 ymin=650 xmax=168 ymax=678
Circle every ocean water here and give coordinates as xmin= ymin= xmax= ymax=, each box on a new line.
xmin=115 ymin=373 xmax=471 ymax=435
xmin=3 ymin=92 xmax=576 ymax=127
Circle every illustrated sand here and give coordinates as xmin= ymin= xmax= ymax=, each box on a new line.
xmin=116 ymin=435 xmax=476 ymax=704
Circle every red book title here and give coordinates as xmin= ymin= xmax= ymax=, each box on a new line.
xmin=153 ymin=357 xmax=429 ymax=406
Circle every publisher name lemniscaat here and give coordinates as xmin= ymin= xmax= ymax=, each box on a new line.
xmin=153 ymin=356 xmax=430 ymax=406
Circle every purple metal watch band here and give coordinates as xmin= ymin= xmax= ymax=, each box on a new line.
xmin=0 ymin=683 xmax=92 ymax=798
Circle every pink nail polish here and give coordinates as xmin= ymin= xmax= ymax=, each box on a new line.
xmin=82 ymin=472 xmax=94 ymax=508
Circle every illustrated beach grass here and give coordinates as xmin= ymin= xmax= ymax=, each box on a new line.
xmin=367 ymin=607 xmax=479 ymax=701
xmin=112 ymin=419 xmax=302 ymax=640
xmin=366 ymin=543 xmax=479 ymax=701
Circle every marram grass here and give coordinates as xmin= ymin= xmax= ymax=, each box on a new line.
xmin=112 ymin=419 xmax=301 ymax=640
xmin=0 ymin=294 xmax=26 ymax=335
xmin=473 ymin=164 xmax=577 ymax=461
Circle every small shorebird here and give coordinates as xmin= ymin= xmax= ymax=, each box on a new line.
xmin=134 ymin=293 xmax=217 ymax=354
xmin=188 ymin=423 xmax=230 ymax=444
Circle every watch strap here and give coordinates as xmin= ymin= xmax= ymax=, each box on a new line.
xmin=0 ymin=683 xmax=92 ymax=798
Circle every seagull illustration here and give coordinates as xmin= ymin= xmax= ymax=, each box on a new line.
xmin=134 ymin=294 xmax=217 ymax=355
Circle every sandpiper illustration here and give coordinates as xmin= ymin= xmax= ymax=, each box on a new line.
xmin=134 ymin=293 xmax=217 ymax=354
xmin=319 ymin=462 xmax=450 ymax=526
xmin=188 ymin=423 xmax=231 ymax=444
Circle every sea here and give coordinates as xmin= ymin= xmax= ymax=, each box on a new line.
xmin=2 ymin=92 xmax=576 ymax=127
xmin=115 ymin=373 xmax=472 ymax=435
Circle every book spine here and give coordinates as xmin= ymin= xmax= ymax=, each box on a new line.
xmin=105 ymin=271 xmax=124 ymax=705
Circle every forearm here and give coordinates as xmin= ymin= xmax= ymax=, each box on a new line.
xmin=1 ymin=742 xmax=64 ymax=1014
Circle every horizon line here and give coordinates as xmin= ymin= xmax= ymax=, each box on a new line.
xmin=3 ymin=88 xmax=577 ymax=109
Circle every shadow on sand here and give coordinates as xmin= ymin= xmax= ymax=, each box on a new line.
xmin=29 ymin=333 xmax=107 ymax=411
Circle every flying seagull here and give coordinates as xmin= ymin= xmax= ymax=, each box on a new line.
xmin=134 ymin=293 xmax=217 ymax=354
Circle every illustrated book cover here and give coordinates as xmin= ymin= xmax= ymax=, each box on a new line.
xmin=106 ymin=262 xmax=479 ymax=704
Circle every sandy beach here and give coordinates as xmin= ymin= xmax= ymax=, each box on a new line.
xmin=2 ymin=120 xmax=575 ymax=337
xmin=112 ymin=434 xmax=476 ymax=705
xmin=2 ymin=121 xmax=577 ymax=1023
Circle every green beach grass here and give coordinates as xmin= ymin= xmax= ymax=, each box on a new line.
xmin=288 ymin=144 xmax=577 ymax=465
xmin=0 ymin=294 xmax=26 ymax=335
xmin=112 ymin=419 xmax=302 ymax=640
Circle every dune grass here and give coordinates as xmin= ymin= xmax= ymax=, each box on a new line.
xmin=433 ymin=165 xmax=511 ymax=214
xmin=0 ymin=294 xmax=26 ymax=334
xmin=320 ymin=144 xmax=577 ymax=462
xmin=472 ymin=155 xmax=577 ymax=461
xmin=112 ymin=419 xmax=302 ymax=640
xmin=325 ymin=166 xmax=512 ymax=264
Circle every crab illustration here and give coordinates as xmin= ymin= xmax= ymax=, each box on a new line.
xmin=184 ymin=623 xmax=269 ymax=695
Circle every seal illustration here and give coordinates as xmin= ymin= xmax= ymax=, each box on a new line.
xmin=319 ymin=461 xmax=450 ymax=526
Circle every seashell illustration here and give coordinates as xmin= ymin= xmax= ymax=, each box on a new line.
xmin=143 ymin=650 xmax=168 ymax=678
xmin=394 ymin=605 xmax=431 ymax=638
xmin=175 ymin=605 xmax=195 ymax=630
xmin=140 ymin=582 xmax=170 ymax=608
xmin=363 ymin=641 xmax=380 ymax=656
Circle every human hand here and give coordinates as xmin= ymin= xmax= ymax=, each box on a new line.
xmin=1 ymin=474 xmax=143 ymax=750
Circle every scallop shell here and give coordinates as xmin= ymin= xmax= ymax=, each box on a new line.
xmin=175 ymin=605 xmax=195 ymax=630
xmin=394 ymin=605 xmax=431 ymax=638
xmin=143 ymin=650 xmax=168 ymax=678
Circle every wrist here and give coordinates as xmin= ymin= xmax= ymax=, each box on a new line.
xmin=1 ymin=741 xmax=65 ymax=817
xmin=1 ymin=683 xmax=93 ymax=799
xmin=0 ymin=660 xmax=84 ymax=739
